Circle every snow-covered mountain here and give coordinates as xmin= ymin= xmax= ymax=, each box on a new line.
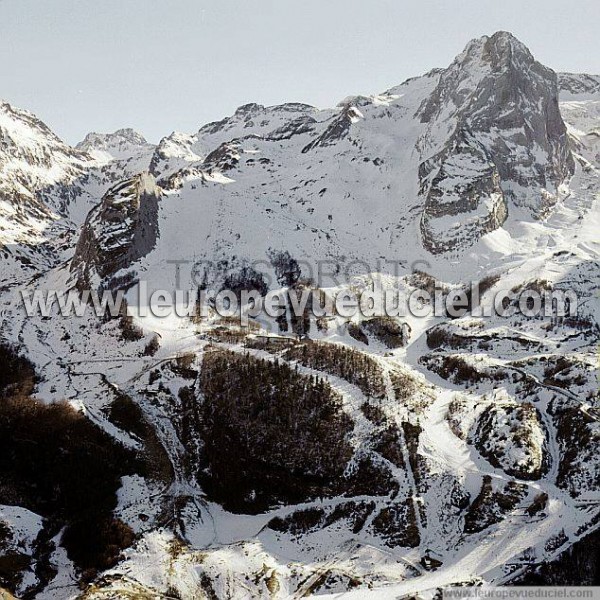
xmin=417 ymin=32 xmax=573 ymax=252
xmin=76 ymin=128 xmax=154 ymax=163
xmin=0 ymin=101 xmax=93 ymax=282
xmin=558 ymin=72 xmax=600 ymax=100
xmin=0 ymin=31 xmax=598 ymax=599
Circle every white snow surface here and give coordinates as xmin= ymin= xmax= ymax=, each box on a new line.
xmin=0 ymin=33 xmax=598 ymax=599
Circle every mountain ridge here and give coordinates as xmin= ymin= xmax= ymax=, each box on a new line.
xmin=0 ymin=31 xmax=598 ymax=599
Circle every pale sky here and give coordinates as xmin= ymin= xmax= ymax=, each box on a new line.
xmin=1 ymin=0 xmax=598 ymax=145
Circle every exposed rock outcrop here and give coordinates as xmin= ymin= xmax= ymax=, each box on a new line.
xmin=418 ymin=31 xmax=574 ymax=253
xmin=302 ymin=104 xmax=362 ymax=153
xmin=148 ymin=132 xmax=201 ymax=177
xmin=0 ymin=101 xmax=89 ymax=238
xmin=71 ymin=172 xmax=161 ymax=291
xmin=76 ymin=128 xmax=154 ymax=161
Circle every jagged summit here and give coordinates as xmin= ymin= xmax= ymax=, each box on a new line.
xmin=1 ymin=100 xmax=67 ymax=147
xmin=76 ymin=127 xmax=154 ymax=162
xmin=417 ymin=31 xmax=573 ymax=253
xmin=77 ymin=127 xmax=149 ymax=148
xmin=0 ymin=99 xmax=89 ymax=256
xmin=0 ymin=100 xmax=86 ymax=169
xmin=462 ymin=30 xmax=534 ymax=62
xmin=419 ymin=30 xmax=559 ymax=124
xmin=148 ymin=131 xmax=202 ymax=177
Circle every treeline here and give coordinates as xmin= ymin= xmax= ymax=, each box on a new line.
xmin=0 ymin=343 xmax=37 ymax=395
xmin=198 ymin=349 xmax=354 ymax=513
xmin=464 ymin=476 xmax=527 ymax=534
xmin=283 ymin=341 xmax=386 ymax=399
xmin=0 ymin=342 xmax=142 ymax=587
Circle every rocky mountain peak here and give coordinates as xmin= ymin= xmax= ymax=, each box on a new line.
xmin=0 ymin=100 xmax=89 ymax=258
xmin=78 ymin=127 xmax=149 ymax=147
xmin=1 ymin=101 xmax=53 ymax=146
xmin=417 ymin=31 xmax=574 ymax=254
xmin=195 ymin=101 xmax=317 ymax=152
xmin=76 ymin=128 xmax=153 ymax=161
xmin=148 ymin=131 xmax=202 ymax=178
xmin=0 ymin=101 xmax=85 ymax=169
xmin=419 ymin=31 xmax=554 ymax=126
xmin=465 ymin=30 xmax=533 ymax=66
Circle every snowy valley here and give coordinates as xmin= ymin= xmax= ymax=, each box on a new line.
xmin=0 ymin=31 xmax=598 ymax=599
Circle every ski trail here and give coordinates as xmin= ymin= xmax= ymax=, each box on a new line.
xmin=418 ymin=389 xmax=483 ymax=499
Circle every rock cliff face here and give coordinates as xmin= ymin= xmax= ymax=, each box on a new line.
xmin=418 ymin=32 xmax=574 ymax=253
xmin=71 ymin=172 xmax=160 ymax=291
xmin=418 ymin=130 xmax=508 ymax=254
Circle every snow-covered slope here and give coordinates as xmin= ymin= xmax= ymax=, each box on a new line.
xmin=76 ymin=128 xmax=154 ymax=163
xmin=0 ymin=101 xmax=92 ymax=282
xmin=0 ymin=30 xmax=598 ymax=599
xmin=558 ymin=72 xmax=600 ymax=100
